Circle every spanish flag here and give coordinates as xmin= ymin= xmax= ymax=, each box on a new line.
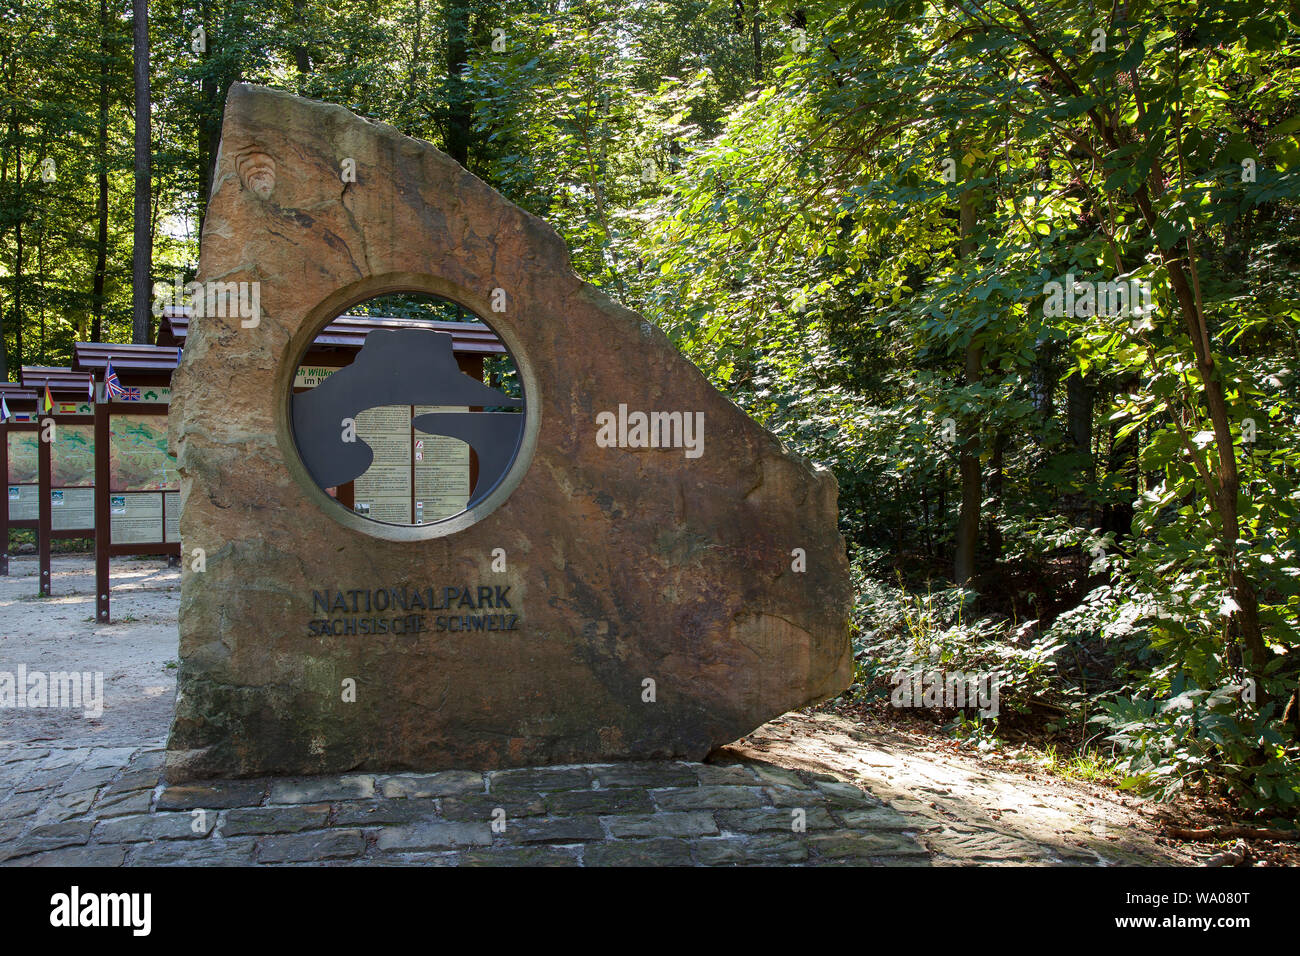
xmin=42 ymin=385 xmax=53 ymax=413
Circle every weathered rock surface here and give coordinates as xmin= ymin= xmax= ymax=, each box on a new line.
xmin=165 ymin=83 xmax=852 ymax=780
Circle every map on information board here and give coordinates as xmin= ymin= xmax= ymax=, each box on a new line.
xmin=7 ymin=432 xmax=38 ymax=484
xmin=51 ymin=425 xmax=95 ymax=486
xmin=109 ymin=416 xmax=179 ymax=491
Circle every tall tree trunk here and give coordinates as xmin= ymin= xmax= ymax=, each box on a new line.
xmin=12 ymin=149 xmax=22 ymax=375
xmin=36 ymin=218 xmax=45 ymax=362
xmin=131 ymin=0 xmax=151 ymax=345
xmin=895 ymin=479 xmax=905 ymax=554
xmin=6 ymin=48 xmax=22 ymax=377
xmin=937 ymin=470 xmax=946 ymax=549
xmin=921 ymin=485 xmax=932 ymax=558
xmin=954 ymin=344 xmax=983 ymax=586
xmin=954 ymin=189 xmax=981 ymax=586
xmin=292 ymin=0 xmax=311 ymax=75
xmin=1098 ymin=373 xmax=1135 ymax=543
xmin=194 ymin=0 xmax=221 ymax=234
xmin=196 ymin=85 xmax=220 ymax=234
xmin=0 ymin=149 xmax=5 ymax=381
xmin=0 ymin=173 xmax=6 ymax=381
xmin=1066 ymin=372 xmax=1093 ymax=459
xmin=406 ymin=0 xmax=422 ymax=112
xmin=1066 ymin=370 xmax=1095 ymax=527
xmin=1034 ymin=345 xmax=1056 ymax=420
xmin=752 ymin=4 xmax=762 ymax=81
xmin=987 ymin=429 xmax=1007 ymax=562
xmin=1159 ymin=246 xmax=1269 ymax=675
xmin=92 ymin=0 xmax=110 ymax=343
xmin=444 ymin=0 xmax=471 ymax=167
xmin=1102 ymin=422 xmax=1138 ymax=543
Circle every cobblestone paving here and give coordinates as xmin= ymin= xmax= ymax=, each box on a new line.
xmin=0 ymin=742 xmax=938 ymax=866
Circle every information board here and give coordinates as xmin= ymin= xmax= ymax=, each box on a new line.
xmin=413 ymin=405 xmax=470 ymax=521
xmin=51 ymin=486 xmax=95 ymax=531
xmin=110 ymin=492 xmax=165 ymax=544
xmin=8 ymin=484 xmax=37 ymax=521
xmin=164 ymin=491 xmax=180 ymax=542
xmin=7 ymin=431 xmax=38 ymax=484
xmin=352 ymin=404 xmax=413 ymax=523
xmin=51 ymin=424 xmax=96 ymax=487
xmin=109 ymin=415 xmax=179 ymax=491
xmin=295 ymin=365 xmax=472 ymax=524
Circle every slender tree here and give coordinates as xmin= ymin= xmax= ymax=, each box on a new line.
xmin=92 ymin=0 xmax=112 ymax=343
xmin=443 ymin=0 xmax=471 ymax=167
xmin=132 ymin=0 xmax=151 ymax=344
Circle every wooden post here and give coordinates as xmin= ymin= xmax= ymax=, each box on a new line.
xmin=95 ymin=393 xmax=111 ymax=622
xmin=37 ymin=414 xmax=51 ymax=596
xmin=0 ymin=421 xmax=8 ymax=577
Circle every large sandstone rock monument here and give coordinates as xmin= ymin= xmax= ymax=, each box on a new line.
xmin=164 ymin=83 xmax=852 ymax=781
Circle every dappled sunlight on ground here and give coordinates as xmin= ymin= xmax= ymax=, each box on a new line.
xmin=722 ymin=712 xmax=1199 ymax=865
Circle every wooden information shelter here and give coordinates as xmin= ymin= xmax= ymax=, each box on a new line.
xmin=1 ymin=308 xmax=505 ymax=616
xmin=0 ymin=382 xmax=39 ymax=578
xmin=74 ymin=343 xmax=184 ymax=622
xmin=3 ymin=368 xmax=97 ymax=594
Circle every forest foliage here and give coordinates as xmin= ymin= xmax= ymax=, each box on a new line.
xmin=2 ymin=0 xmax=1298 ymax=814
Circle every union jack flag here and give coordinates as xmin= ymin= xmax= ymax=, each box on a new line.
xmin=104 ymin=360 xmax=125 ymax=399
xmin=121 ymin=387 xmax=141 ymax=401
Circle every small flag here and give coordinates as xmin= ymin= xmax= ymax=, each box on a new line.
xmin=42 ymin=385 xmax=53 ymax=413
xmin=87 ymin=373 xmax=95 ymax=400
xmin=0 ymin=395 xmax=10 ymax=423
xmin=121 ymin=386 xmax=141 ymax=401
xmin=105 ymin=360 xmax=125 ymax=400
